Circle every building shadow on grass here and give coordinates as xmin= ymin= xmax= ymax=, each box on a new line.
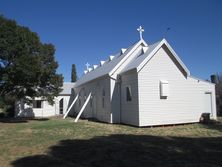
xmin=0 ymin=117 xmax=49 ymax=123
xmin=12 ymin=134 xmax=222 ymax=167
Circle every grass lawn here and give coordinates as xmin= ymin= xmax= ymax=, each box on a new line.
xmin=0 ymin=117 xmax=222 ymax=167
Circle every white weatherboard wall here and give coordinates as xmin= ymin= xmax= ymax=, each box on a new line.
xmin=109 ymin=42 xmax=144 ymax=124
xmin=121 ymin=70 xmax=139 ymax=126
xmin=15 ymin=100 xmax=56 ymax=117
xmin=138 ymin=46 xmax=216 ymax=126
xmin=15 ymin=96 xmax=72 ymax=117
xmin=55 ymin=95 xmax=71 ymax=115
xmin=74 ymin=76 xmax=112 ymax=123
xmin=110 ymin=78 xmax=121 ymax=123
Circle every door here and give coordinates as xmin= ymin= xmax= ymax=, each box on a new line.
xmin=59 ymin=98 xmax=64 ymax=114
xmin=204 ymin=92 xmax=213 ymax=116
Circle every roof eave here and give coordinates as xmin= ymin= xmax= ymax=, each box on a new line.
xmin=109 ymin=39 xmax=147 ymax=76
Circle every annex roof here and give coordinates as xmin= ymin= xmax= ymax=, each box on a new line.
xmin=60 ymin=82 xmax=75 ymax=95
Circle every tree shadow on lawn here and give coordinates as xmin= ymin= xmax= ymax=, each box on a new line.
xmin=12 ymin=134 xmax=222 ymax=167
xmin=0 ymin=117 xmax=49 ymax=123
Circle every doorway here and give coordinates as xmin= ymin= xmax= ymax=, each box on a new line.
xmin=59 ymin=98 xmax=64 ymax=114
xmin=204 ymin=92 xmax=213 ymax=116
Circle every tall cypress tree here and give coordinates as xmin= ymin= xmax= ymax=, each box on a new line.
xmin=71 ymin=64 xmax=77 ymax=82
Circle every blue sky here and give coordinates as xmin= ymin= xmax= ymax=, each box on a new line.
xmin=0 ymin=0 xmax=222 ymax=81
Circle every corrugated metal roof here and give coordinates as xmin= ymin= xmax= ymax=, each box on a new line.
xmin=120 ymin=41 xmax=161 ymax=73
xmin=75 ymin=38 xmax=189 ymax=87
xmin=60 ymin=82 xmax=75 ymax=95
xmin=75 ymin=40 xmax=141 ymax=87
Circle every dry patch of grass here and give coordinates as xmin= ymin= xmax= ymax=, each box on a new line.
xmin=0 ymin=117 xmax=222 ymax=167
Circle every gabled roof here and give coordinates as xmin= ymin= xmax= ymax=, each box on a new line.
xmin=121 ymin=40 xmax=161 ymax=73
xmin=75 ymin=38 xmax=190 ymax=87
xmin=75 ymin=39 xmax=147 ymax=87
xmin=121 ymin=39 xmax=190 ymax=77
xmin=60 ymin=82 xmax=75 ymax=95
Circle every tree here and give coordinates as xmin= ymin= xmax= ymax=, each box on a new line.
xmin=214 ymin=73 xmax=222 ymax=96
xmin=0 ymin=15 xmax=63 ymax=108
xmin=71 ymin=64 xmax=77 ymax=82
xmin=211 ymin=73 xmax=222 ymax=116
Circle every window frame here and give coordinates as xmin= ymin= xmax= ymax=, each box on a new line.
xmin=102 ymin=88 xmax=105 ymax=108
xmin=33 ymin=100 xmax=43 ymax=109
xmin=160 ymin=80 xmax=169 ymax=98
xmin=126 ymin=85 xmax=132 ymax=102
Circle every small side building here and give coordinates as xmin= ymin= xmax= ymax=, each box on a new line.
xmin=15 ymin=82 xmax=75 ymax=117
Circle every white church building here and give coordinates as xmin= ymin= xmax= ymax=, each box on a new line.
xmin=67 ymin=26 xmax=217 ymax=126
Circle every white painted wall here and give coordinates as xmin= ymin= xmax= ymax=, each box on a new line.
xmin=74 ymin=76 xmax=112 ymax=123
xmin=137 ymin=46 xmax=216 ymax=126
xmin=120 ymin=70 xmax=139 ymax=126
xmin=110 ymin=78 xmax=121 ymax=123
xmin=55 ymin=95 xmax=71 ymax=115
xmin=15 ymin=95 xmax=72 ymax=118
xmin=15 ymin=100 xmax=56 ymax=117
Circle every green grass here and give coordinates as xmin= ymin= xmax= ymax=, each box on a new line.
xmin=0 ymin=117 xmax=222 ymax=167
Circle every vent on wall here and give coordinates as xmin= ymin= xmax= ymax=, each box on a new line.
xmin=93 ymin=65 xmax=98 ymax=69
xmin=160 ymin=80 xmax=169 ymax=98
xmin=142 ymin=46 xmax=148 ymax=53
xmin=109 ymin=55 xmax=115 ymax=61
xmin=121 ymin=48 xmax=127 ymax=54
xmin=100 ymin=61 xmax=105 ymax=66
xmin=88 ymin=68 xmax=93 ymax=72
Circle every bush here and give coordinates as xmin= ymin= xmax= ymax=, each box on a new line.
xmin=0 ymin=96 xmax=15 ymax=117
xmin=0 ymin=112 xmax=5 ymax=118
xmin=5 ymin=105 xmax=15 ymax=117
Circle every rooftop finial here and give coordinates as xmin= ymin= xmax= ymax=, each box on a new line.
xmin=85 ymin=62 xmax=90 ymax=70
xmin=137 ymin=26 xmax=144 ymax=40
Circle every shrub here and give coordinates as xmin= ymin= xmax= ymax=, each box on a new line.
xmin=0 ymin=112 xmax=5 ymax=118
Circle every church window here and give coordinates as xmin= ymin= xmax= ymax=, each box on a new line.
xmin=126 ymin=86 xmax=132 ymax=102
xmin=102 ymin=89 xmax=105 ymax=108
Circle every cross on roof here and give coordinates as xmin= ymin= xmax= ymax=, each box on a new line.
xmin=137 ymin=26 xmax=144 ymax=40
xmin=85 ymin=62 xmax=90 ymax=70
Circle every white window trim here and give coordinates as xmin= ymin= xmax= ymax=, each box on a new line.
xmin=160 ymin=80 xmax=169 ymax=98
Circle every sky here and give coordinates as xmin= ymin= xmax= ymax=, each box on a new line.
xmin=0 ymin=0 xmax=222 ymax=81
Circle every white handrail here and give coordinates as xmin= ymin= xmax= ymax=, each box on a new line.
xmin=63 ymin=94 xmax=79 ymax=119
xmin=74 ymin=93 xmax=91 ymax=122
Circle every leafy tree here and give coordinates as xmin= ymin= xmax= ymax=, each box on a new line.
xmin=211 ymin=73 xmax=222 ymax=115
xmin=71 ymin=64 xmax=77 ymax=82
xmin=213 ymin=73 xmax=222 ymax=96
xmin=0 ymin=15 xmax=63 ymax=109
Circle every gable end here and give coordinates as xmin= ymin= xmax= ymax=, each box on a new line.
xmin=137 ymin=39 xmax=190 ymax=78
xmin=162 ymin=44 xmax=188 ymax=77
